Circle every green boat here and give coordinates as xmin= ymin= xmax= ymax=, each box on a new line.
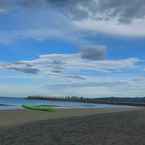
xmin=22 ymin=104 xmax=56 ymax=112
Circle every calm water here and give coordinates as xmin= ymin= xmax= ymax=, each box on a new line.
xmin=0 ymin=97 xmax=131 ymax=110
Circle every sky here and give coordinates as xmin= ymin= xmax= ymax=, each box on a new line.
xmin=0 ymin=0 xmax=145 ymax=98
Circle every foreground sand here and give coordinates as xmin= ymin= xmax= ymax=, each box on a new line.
xmin=0 ymin=107 xmax=136 ymax=127
xmin=0 ymin=107 xmax=144 ymax=145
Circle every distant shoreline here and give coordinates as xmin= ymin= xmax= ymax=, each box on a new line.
xmin=27 ymin=96 xmax=145 ymax=107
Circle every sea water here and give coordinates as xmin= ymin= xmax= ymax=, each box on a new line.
xmin=0 ymin=97 xmax=132 ymax=110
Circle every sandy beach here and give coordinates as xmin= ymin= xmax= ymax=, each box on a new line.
xmin=0 ymin=107 xmax=144 ymax=145
xmin=0 ymin=106 xmax=137 ymax=127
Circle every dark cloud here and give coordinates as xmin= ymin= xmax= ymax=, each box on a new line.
xmin=51 ymin=60 xmax=65 ymax=73
xmin=0 ymin=0 xmax=144 ymax=40
xmin=80 ymin=45 xmax=106 ymax=60
xmin=45 ymin=0 xmax=145 ymax=23
xmin=1 ymin=0 xmax=145 ymax=23
xmin=51 ymin=69 xmax=63 ymax=74
xmin=19 ymin=0 xmax=145 ymax=25
xmin=11 ymin=67 xmax=39 ymax=74
xmin=0 ymin=63 xmax=39 ymax=74
xmin=97 ymin=0 xmax=145 ymax=23
xmin=67 ymin=75 xmax=86 ymax=80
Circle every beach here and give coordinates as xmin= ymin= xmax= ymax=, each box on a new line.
xmin=0 ymin=106 xmax=136 ymax=127
xmin=0 ymin=107 xmax=144 ymax=145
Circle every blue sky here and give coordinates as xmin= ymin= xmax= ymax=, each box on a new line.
xmin=0 ymin=0 xmax=145 ymax=97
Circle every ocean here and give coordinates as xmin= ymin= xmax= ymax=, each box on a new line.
xmin=0 ymin=97 xmax=131 ymax=110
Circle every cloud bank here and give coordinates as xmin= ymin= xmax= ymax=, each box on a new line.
xmin=0 ymin=52 xmax=141 ymax=77
xmin=0 ymin=51 xmax=143 ymax=97
xmin=0 ymin=0 xmax=145 ymax=45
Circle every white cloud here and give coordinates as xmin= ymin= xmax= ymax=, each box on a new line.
xmin=0 ymin=53 xmax=141 ymax=77
xmin=74 ymin=18 xmax=145 ymax=37
xmin=0 ymin=53 xmax=144 ymax=97
xmin=43 ymin=76 xmax=145 ymax=97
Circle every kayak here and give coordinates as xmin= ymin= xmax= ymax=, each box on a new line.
xmin=22 ymin=104 xmax=56 ymax=112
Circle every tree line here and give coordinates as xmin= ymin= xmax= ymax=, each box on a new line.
xmin=27 ymin=96 xmax=145 ymax=106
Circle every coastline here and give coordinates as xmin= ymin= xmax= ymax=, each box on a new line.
xmin=0 ymin=107 xmax=145 ymax=145
xmin=0 ymin=106 xmax=139 ymax=127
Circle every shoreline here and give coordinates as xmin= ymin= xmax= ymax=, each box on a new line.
xmin=0 ymin=108 xmax=145 ymax=145
xmin=0 ymin=106 xmax=140 ymax=127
